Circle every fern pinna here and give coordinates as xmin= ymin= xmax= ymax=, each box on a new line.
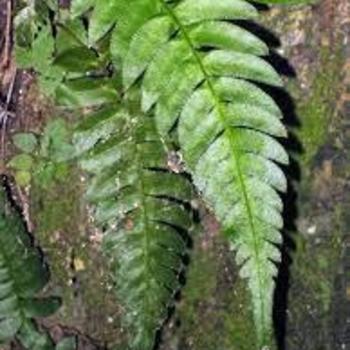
xmin=0 ymin=182 xmax=60 ymax=349
xmin=70 ymin=0 xmax=298 ymax=347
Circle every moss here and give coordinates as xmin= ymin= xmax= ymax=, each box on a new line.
xmin=291 ymin=231 xmax=341 ymax=315
xmin=296 ymin=46 xmax=343 ymax=170
xmin=31 ymin=163 xmax=82 ymax=289
xmin=177 ymin=243 xmax=218 ymax=350
xmin=28 ymin=118 xmax=124 ymax=347
xmin=285 ymin=199 xmax=344 ymax=349
xmin=222 ymin=278 xmax=259 ymax=350
xmin=176 ymin=237 xmax=258 ymax=350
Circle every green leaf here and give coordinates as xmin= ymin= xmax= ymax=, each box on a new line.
xmin=34 ymin=160 xmax=70 ymax=189
xmin=254 ymin=0 xmax=314 ymax=4
xmin=15 ymin=46 xmax=34 ymax=67
xmin=8 ymin=154 xmax=34 ymax=171
xmin=88 ymin=1 xmax=121 ymax=44
xmin=31 ymin=25 xmax=55 ymax=69
xmin=56 ymin=77 xmax=118 ymax=108
xmin=14 ymin=3 xmax=39 ymax=49
xmin=123 ymin=16 xmax=173 ymax=90
xmin=70 ymin=0 xmax=96 ymax=17
xmin=40 ymin=119 xmax=76 ymax=161
xmin=14 ymin=1 xmax=308 ymax=348
xmin=88 ymin=0 xmax=161 ymax=67
xmin=13 ymin=133 xmax=38 ymax=153
xmin=189 ymin=21 xmax=269 ymax=55
xmin=203 ymin=50 xmax=283 ymax=86
xmin=43 ymin=0 xmax=59 ymax=11
xmin=14 ymin=15 xmax=65 ymax=97
xmin=55 ymin=19 xmax=89 ymax=53
xmin=15 ymin=23 xmax=55 ymax=71
xmin=38 ymin=67 xmax=65 ymax=97
xmin=17 ymin=320 xmax=53 ymax=350
xmin=54 ymin=47 xmax=99 ymax=74
xmin=174 ymin=0 xmax=258 ymax=24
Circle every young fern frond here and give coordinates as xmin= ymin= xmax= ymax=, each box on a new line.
xmin=72 ymin=0 xmax=292 ymax=346
xmin=0 ymin=184 xmax=60 ymax=348
xmin=74 ymin=106 xmax=193 ymax=349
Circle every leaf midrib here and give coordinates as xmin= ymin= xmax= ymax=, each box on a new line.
xmin=160 ymin=0 xmax=267 ymax=338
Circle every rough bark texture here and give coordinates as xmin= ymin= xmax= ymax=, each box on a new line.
xmin=0 ymin=0 xmax=350 ymax=349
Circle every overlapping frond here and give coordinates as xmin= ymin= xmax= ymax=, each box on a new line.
xmin=0 ymin=185 xmax=60 ymax=348
xmin=74 ymin=107 xmax=193 ymax=349
xmin=77 ymin=0 xmax=290 ymax=346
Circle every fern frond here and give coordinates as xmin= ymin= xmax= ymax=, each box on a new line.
xmin=82 ymin=0 xmax=289 ymax=346
xmin=0 ymin=185 xmax=60 ymax=347
xmin=74 ymin=107 xmax=193 ymax=349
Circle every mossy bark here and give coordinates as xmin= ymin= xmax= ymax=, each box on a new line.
xmin=2 ymin=1 xmax=350 ymax=349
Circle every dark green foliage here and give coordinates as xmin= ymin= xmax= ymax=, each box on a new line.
xmin=15 ymin=0 xmax=111 ymax=98
xmin=75 ymin=107 xmax=193 ymax=349
xmin=0 ymin=183 xmax=60 ymax=348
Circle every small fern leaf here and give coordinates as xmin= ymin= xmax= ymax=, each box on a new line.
xmin=112 ymin=0 xmax=288 ymax=346
xmin=0 ymin=186 xmax=60 ymax=346
xmin=75 ymin=108 xmax=193 ymax=349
